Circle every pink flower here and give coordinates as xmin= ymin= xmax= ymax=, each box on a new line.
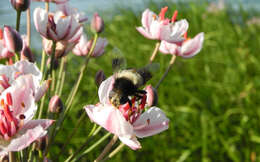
xmin=85 ymin=76 xmax=169 ymax=150
xmin=57 ymin=2 xmax=88 ymax=23
xmin=159 ymin=32 xmax=204 ymax=58
xmin=33 ymin=7 xmax=83 ymax=42
xmin=0 ymin=74 xmax=53 ymax=155
xmin=0 ymin=60 xmax=48 ymax=101
xmin=136 ymin=7 xmax=188 ymax=43
xmin=73 ymin=34 xmax=108 ymax=57
xmin=91 ymin=13 xmax=104 ymax=33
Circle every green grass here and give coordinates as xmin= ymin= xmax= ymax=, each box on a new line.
xmin=49 ymin=2 xmax=260 ymax=162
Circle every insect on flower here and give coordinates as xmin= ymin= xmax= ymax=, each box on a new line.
xmin=108 ymin=49 xmax=159 ymax=107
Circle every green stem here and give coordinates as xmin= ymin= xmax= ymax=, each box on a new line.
xmin=68 ymin=133 xmax=111 ymax=162
xmin=149 ymin=42 xmax=160 ymax=64
xmin=155 ymin=55 xmax=176 ymax=89
xmin=55 ymin=57 xmax=66 ymax=95
xmin=101 ymin=143 xmax=125 ymax=162
xmin=59 ymin=112 xmax=86 ymax=154
xmin=9 ymin=152 xmax=15 ymax=162
xmin=40 ymin=50 xmax=46 ymax=75
xmin=16 ymin=10 xmax=21 ymax=32
xmin=95 ymin=135 xmax=118 ymax=162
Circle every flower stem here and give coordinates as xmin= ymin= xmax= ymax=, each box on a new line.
xmin=9 ymin=152 xmax=15 ymax=162
xmin=26 ymin=8 xmax=31 ymax=47
xmin=40 ymin=50 xmax=46 ymax=75
xmin=45 ymin=2 xmax=49 ymax=12
xmin=149 ymin=42 xmax=160 ymax=64
xmin=69 ymin=132 xmax=111 ymax=162
xmin=155 ymin=55 xmax=176 ymax=89
xmin=95 ymin=135 xmax=118 ymax=162
xmin=16 ymin=10 xmax=21 ymax=32
xmin=59 ymin=112 xmax=86 ymax=154
xmin=102 ymin=143 xmax=125 ymax=162
xmin=55 ymin=57 xmax=66 ymax=95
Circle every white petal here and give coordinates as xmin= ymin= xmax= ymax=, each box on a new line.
xmin=33 ymin=8 xmax=48 ymax=38
xmin=85 ymin=104 xmax=133 ymax=138
xmin=98 ymin=76 xmax=114 ymax=104
xmin=118 ymin=136 xmax=141 ymax=150
xmin=133 ymin=107 xmax=169 ymax=138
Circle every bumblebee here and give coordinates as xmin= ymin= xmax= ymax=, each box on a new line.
xmin=109 ymin=66 xmax=154 ymax=107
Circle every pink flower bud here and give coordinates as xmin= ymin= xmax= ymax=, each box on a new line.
xmin=10 ymin=0 xmax=31 ymax=12
xmin=91 ymin=13 xmax=104 ymax=33
xmin=21 ymin=46 xmax=35 ymax=62
xmin=49 ymin=95 xmax=63 ymax=113
xmin=3 ymin=26 xmax=23 ymax=53
xmin=95 ymin=70 xmax=106 ymax=87
xmin=144 ymin=85 xmax=158 ymax=107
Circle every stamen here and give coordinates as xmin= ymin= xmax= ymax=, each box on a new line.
xmin=139 ymin=94 xmax=147 ymax=110
xmin=184 ymin=32 xmax=188 ymax=40
xmin=4 ymin=104 xmax=14 ymax=122
xmin=152 ymin=14 xmax=157 ymax=20
xmin=171 ymin=10 xmax=178 ymax=23
xmin=0 ymin=121 xmax=7 ymax=135
xmin=159 ymin=7 xmax=168 ymax=21
xmin=6 ymin=93 xmax=12 ymax=106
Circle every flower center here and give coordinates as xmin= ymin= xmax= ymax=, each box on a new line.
xmin=0 ymin=93 xmax=21 ymax=140
xmin=119 ymin=94 xmax=147 ymax=124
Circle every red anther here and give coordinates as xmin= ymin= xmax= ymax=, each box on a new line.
xmin=0 ymin=28 xmax=3 ymax=39
xmin=184 ymin=32 xmax=188 ymax=40
xmin=19 ymin=114 xmax=25 ymax=120
xmin=139 ymin=94 xmax=147 ymax=110
xmin=159 ymin=7 xmax=168 ymax=21
xmin=0 ymin=121 xmax=7 ymax=135
xmin=4 ymin=104 xmax=14 ymax=122
xmin=171 ymin=10 xmax=178 ymax=23
xmin=6 ymin=93 xmax=12 ymax=106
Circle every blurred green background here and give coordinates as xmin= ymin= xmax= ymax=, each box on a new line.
xmin=3 ymin=0 xmax=260 ymax=161
xmin=51 ymin=1 xmax=260 ymax=161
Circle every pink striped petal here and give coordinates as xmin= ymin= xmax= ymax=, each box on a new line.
xmin=0 ymin=120 xmax=53 ymax=155
xmin=136 ymin=27 xmax=155 ymax=40
xmin=33 ymin=8 xmax=48 ymax=38
xmin=118 ymin=136 xmax=141 ymax=150
xmin=159 ymin=40 xmax=178 ymax=55
xmin=166 ymin=19 xmax=189 ymax=43
xmin=180 ymin=32 xmax=204 ymax=58
xmin=54 ymin=12 xmax=71 ymax=40
xmin=98 ymin=76 xmax=114 ymax=104
xmin=85 ymin=104 xmax=133 ymax=138
xmin=133 ymin=107 xmax=169 ymax=138
xmin=141 ymin=9 xmax=156 ymax=31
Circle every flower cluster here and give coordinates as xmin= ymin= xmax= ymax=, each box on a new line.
xmin=0 ymin=0 xmax=204 ymax=161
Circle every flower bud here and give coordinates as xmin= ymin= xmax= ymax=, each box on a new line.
xmin=3 ymin=26 xmax=23 ymax=53
xmin=10 ymin=0 xmax=31 ymax=12
xmin=49 ymin=95 xmax=63 ymax=113
xmin=144 ymin=85 xmax=158 ymax=107
xmin=35 ymin=136 xmax=48 ymax=151
xmin=91 ymin=13 xmax=104 ymax=33
xmin=95 ymin=70 xmax=106 ymax=87
xmin=21 ymin=46 xmax=35 ymax=62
